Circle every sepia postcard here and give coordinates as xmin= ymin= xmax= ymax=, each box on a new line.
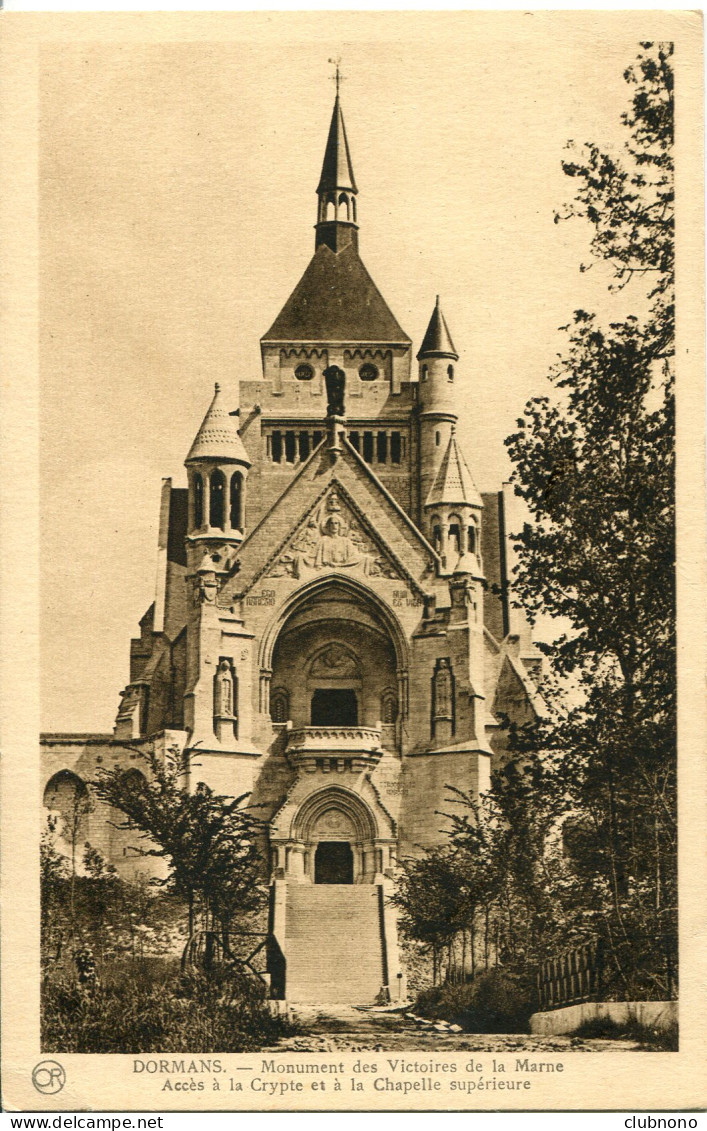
xmin=1 ymin=10 xmax=705 ymax=1114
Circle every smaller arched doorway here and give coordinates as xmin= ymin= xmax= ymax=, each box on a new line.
xmin=43 ymin=770 xmax=90 ymax=848
xmin=310 ymin=804 xmax=358 ymax=884
xmin=278 ymin=786 xmax=391 ymax=885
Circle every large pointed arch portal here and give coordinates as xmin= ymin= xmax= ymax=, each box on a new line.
xmin=259 ymin=575 xmax=409 ymax=749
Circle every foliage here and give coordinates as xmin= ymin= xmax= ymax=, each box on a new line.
xmin=41 ymin=828 xmax=188 ymax=966
xmin=92 ymin=744 xmax=267 ymax=952
xmin=414 ymin=970 xmax=536 ymax=1034
xmin=502 ymin=41 xmax=676 ymax=1000
xmin=42 ymin=957 xmax=296 ymax=1054
xmin=570 ymin=1013 xmax=678 ymax=1051
xmin=394 ymin=44 xmax=676 ymax=1008
xmin=40 ymin=844 xmax=282 ymax=1053
xmin=557 ymin=43 xmax=673 ymax=356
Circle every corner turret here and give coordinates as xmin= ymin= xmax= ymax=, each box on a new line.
xmin=425 ymin=426 xmax=483 ymax=574
xmin=417 ymin=296 xmax=460 ymax=524
xmin=185 ymin=384 xmax=251 ymax=569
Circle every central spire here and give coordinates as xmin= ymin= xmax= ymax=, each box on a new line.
xmin=315 ymin=85 xmax=359 ymax=253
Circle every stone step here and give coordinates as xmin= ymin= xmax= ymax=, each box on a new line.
xmin=284 ymin=882 xmax=386 ymax=1004
xmin=287 ymin=885 xmax=380 ymax=901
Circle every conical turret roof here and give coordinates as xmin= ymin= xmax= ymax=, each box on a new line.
xmin=185 ymin=384 xmax=251 ymax=466
xmin=317 ymin=96 xmax=358 ymax=194
xmin=426 ymin=428 xmax=482 ymax=508
xmin=417 ymin=296 xmax=458 ymax=360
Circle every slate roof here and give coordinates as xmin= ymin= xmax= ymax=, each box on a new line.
xmin=261 ymin=242 xmax=411 ymax=344
xmin=317 ymin=96 xmax=357 ymax=194
xmin=417 ymin=296 xmax=458 ymax=359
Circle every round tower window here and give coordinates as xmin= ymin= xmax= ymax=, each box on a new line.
xmin=295 ymin=363 xmax=314 ymax=381
xmin=359 ymin=363 xmax=379 ymax=382
xmin=447 ymin=364 xmax=455 ymax=381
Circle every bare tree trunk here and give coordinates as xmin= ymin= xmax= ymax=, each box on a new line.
xmin=470 ymin=913 xmax=476 ymax=978
xmin=484 ymin=905 xmax=490 ymax=969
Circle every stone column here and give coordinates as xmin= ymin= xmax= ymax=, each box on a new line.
xmin=271 ymin=844 xmax=286 ymax=879
xmin=440 ymin=523 xmax=449 ymax=570
xmin=288 ymin=842 xmax=307 ymax=882
xmin=361 ymin=842 xmax=375 ymax=881
xmin=352 ymin=844 xmax=363 ymax=883
xmin=460 ymin=517 xmax=469 ymax=556
xmin=259 ymin=669 xmax=272 ymax=715
xmin=396 ymin=669 xmax=409 ymax=751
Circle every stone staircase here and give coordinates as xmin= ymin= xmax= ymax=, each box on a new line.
xmin=285 ymin=884 xmax=386 ymax=1003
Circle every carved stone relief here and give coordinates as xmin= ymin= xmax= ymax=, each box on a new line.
xmin=312 ymin=807 xmax=356 ymax=839
xmin=266 ymin=490 xmax=399 ymax=580
xmin=309 ymin=643 xmax=360 ymax=680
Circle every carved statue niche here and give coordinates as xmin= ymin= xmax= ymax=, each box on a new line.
xmin=214 ymin=658 xmax=235 ymax=718
xmin=323 ymin=365 xmax=346 ymax=417
xmin=270 ymin=688 xmax=289 ymax=724
xmin=213 ymin=658 xmax=238 ymax=743
xmin=432 ymin=658 xmax=455 ymax=739
xmin=381 ymin=688 xmax=398 ymax=726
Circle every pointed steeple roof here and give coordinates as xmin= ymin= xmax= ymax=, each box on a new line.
xmin=417 ymin=296 xmax=458 ymax=360
xmin=317 ymin=96 xmax=357 ymax=194
xmin=262 ymin=85 xmax=409 ymax=345
xmin=426 ymin=427 xmax=482 ymax=508
xmin=185 ymin=384 xmax=251 ymax=466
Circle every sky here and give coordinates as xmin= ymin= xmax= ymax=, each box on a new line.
xmin=39 ymin=15 xmax=652 ymax=731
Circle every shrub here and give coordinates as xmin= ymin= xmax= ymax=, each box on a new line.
xmin=42 ymin=957 xmax=297 ymax=1053
xmin=414 ymin=969 xmax=536 ymax=1033
xmin=571 ymin=1015 xmax=679 ymax=1051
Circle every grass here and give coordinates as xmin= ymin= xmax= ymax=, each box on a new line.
xmin=42 ymin=956 xmax=298 ymax=1053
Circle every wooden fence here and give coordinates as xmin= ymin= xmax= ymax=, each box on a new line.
xmin=536 ymin=939 xmax=604 ymax=1011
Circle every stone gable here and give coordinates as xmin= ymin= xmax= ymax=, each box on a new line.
xmin=220 ymin=435 xmax=437 ymax=605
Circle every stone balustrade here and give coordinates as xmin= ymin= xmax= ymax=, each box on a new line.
xmin=285 ymin=725 xmax=383 ymax=771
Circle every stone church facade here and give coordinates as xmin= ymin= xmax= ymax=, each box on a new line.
xmin=42 ymin=89 xmax=541 ymax=1004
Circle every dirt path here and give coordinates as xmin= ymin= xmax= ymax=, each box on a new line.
xmin=266 ymin=1003 xmax=640 ymax=1053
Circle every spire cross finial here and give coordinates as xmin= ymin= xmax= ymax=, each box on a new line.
xmin=328 ymin=56 xmax=345 ymax=96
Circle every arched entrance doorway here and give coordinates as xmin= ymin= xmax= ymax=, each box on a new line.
xmin=43 ymin=770 xmax=90 ymax=849
xmin=309 ymin=802 xmax=358 ymax=884
xmin=315 ymin=841 xmax=354 ymax=884
xmin=275 ymin=786 xmax=393 ymax=884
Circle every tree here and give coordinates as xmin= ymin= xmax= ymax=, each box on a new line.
xmin=558 ymin=43 xmax=673 ymax=355
xmin=92 ymin=744 xmax=267 ymax=965
xmin=504 ymin=43 xmax=676 ymax=998
xmin=392 ymin=777 xmax=561 ymax=986
xmin=41 ymin=819 xmax=70 ymax=963
xmin=391 ymin=848 xmax=469 ymax=984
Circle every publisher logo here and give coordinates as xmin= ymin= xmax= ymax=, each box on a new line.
xmin=32 ymin=1060 xmax=66 ymax=1095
